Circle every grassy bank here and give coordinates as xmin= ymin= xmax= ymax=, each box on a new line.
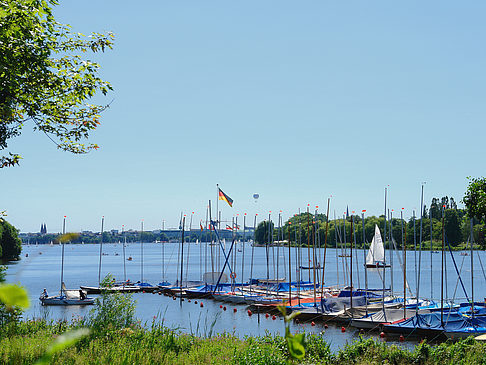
xmin=1 ymin=319 xmax=486 ymax=364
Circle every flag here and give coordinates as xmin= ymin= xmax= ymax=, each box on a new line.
xmin=200 ymin=222 xmax=204 ymax=231
xmin=218 ymin=188 xmax=233 ymax=207
xmin=226 ymin=225 xmax=233 ymax=230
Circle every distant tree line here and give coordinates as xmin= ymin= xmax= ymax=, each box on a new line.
xmin=254 ymin=196 xmax=485 ymax=249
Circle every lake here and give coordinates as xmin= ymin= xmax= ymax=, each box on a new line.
xmin=5 ymin=242 xmax=485 ymax=351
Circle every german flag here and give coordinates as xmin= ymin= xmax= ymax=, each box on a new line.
xmin=218 ymin=188 xmax=233 ymax=207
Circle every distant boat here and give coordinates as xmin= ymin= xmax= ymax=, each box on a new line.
xmin=127 ymin=256 xmax=133 ymax=261
xmin=365 ymin=224 xmax=390 ymax=269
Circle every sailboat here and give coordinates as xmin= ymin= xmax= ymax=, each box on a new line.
xmin=40 ymin=217 xmax=94 ymax=306
xmin=365 ymin=225 xmax=390 ymax=269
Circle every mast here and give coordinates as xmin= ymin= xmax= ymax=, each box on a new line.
xmin=180 ymin=216 xmax=185 ymax=306
xmin=350 ymin=210 xmax=354 ymax=312
xmin=470 ymin=218 xmax=474 ymax=320
xmin=98 ymin=216 xmax=104 ymax=286
xmin=440 ymin=205 xmax=445 ymax=326
xmin=402 ymin=209 xmax=407 ymax=320
xmin=320 ymin=198 xmax=330 ymax=298
xmin=362 ymin=210 xmax=368 ymax=316
xmin=141 ymin=220 xmax=144 ymax=283
xmin=60 ymin=215 xmax=66 ymax=293
xmin=383 ymin=187 xmax=387 ymax=314
xmin=249 ymin=214 xmax=257 ymax=294
xmin=312 ymin=207 xmax=317 ymax=306
xmin=122 ymin=225 xmax=127 ymax=283
xmin=288 ymin=220 xmax=292 ymax=306
xmin=430 ymin=209 xmax=433 ymax=300
xmin=241 ymin=213 xmax=246 ymax=287
xmin=306 ymin=205 xmax=311 ymax=281
xmin=416 ymin=183 xmax=425 ymax=318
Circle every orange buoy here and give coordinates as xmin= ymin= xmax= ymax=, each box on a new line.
xmin=223 ymin=306 xmax=227 ymax=311
xmin=380 ymin=332 xmax=385 ymax=338
xmin=311 ymin=321 xmax=315 ymax=327
xmin=233 ymin=308 xmax=237 ymax=313
xmin=265 ymin=313 xmax=270 ymax=319
xmin=142 ymin=291 xmax=146 ymax=294
xmin=341 ymin=326 xmax=346 ymax=333
xmin=200 ymin=302 xmax=204 ymax=307
xmin=220 ymin=305 xmax=223 ymax=309
xmin=272 ymin=315 xmax=276 ymax=320
xmin=247 ymin=310 xmax=252 ymax=316
xmin=399 ymin=334 xmax=405 ymax=342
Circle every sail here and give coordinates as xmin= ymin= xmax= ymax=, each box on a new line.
xmin=366 ymin=224 xmax=385 ymax=265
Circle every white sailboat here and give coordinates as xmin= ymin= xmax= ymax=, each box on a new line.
xmin=40 ymin=217 xmax=94 ymax=305
xmin=365 ymin=224 xmax=390 ymax=268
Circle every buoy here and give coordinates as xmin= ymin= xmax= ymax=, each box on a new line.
xmin=233 ymin=308 xmax=237 ymax=313
xmin=295 ymin=319 xmax=299 ymax=324
xmin=341 ymin=326 xmax=346 ymax=333
xmin=247 ymin=310 xmax=252 ymax=316
xmin=200 ymin=302 xmax=204 ymax=307
xmin=142 ymin=291 xmax=146 ymax=294
xmin=311 ymin=321 xmax=315 ymax=327
xmin=272 ymin=315 xmax=276 ymax=320
xmin=220 ymin=305 xmax=223 ymax=309
xmin=158 ymin=292 xmax=162 ymax=295
xmin=324 ymin=324 xmax=328 ymax=329
xmin=380 ymin=332 xmax=385 ymax=338
xmin=223 ymin=306 xmax=227 ymax=311
xmin=195 ymin=301 xmax=198 ymax=304
xmin=265 ymin=313 xmax=270 ymax=319
xmin=188 ymin=299 xmax=191 ymax=302
xmin=172 ymin=297 xmax=176 ymax=301
xmin=399 ymin=334 xmax=405 ymax=342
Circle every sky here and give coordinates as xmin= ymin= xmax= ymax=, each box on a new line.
xmin=3 ymin=1 xmax=486 ymax=233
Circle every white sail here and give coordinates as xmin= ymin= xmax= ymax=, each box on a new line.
xmin=366 ymin=224 xmax=385 ymax=265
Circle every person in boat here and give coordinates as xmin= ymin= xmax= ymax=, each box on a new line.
xmin=41 ymin=288 xmax=48 ymax=298
xmin=79 ymin=290 xmax=86 ymax=300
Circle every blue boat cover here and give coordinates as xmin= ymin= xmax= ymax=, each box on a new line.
xmin=320 ymin=296 xmax=367 ymax=313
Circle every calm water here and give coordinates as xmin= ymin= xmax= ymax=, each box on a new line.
xmin=5 ymin=242 xmax=486 ymax=351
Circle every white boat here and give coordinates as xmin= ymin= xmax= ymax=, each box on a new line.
xmin=39 ymin=217 xmax=94 ymax=306
xmin=365 ymin=224 xmax=390 ymax=268
xmin=40 ymin=283 xmax=94 ymax=306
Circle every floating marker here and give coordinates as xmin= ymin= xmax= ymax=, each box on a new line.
xmin=341 ymin=326 xmax=346 ymax=333
xmin=311 ymin=321 xmax=315 ymax=327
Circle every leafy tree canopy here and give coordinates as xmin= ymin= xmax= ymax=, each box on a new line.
xmin=0 ymin=0 xmax=113 ymax=167
xmin=0 ymin=219 xmax=21 ymax=260
xmin=463 ymin=177 xmax=486 ymax=221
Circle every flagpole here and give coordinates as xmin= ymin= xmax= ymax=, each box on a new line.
xmin=216 ymin=184 xmax=219 ymax=230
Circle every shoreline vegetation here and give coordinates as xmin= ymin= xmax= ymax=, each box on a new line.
xmin=2 ymin=316 xmax=486 ymax=364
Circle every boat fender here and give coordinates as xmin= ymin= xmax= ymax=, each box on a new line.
xmin=247 ymin=310 xmax=252 ymax=316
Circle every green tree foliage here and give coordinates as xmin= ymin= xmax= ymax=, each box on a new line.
xmin=463 ymin=177 xmax=486 ymax=221
xmin=0 ymin=0 xmax=113 ymax=167
xmin=0 ymin=219 xmax=21 ymax=260
xmin=254 ymin=221 xmax=274 ymax=245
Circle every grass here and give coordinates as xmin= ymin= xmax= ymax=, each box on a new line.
xmin=1 ymin=319 xmax=486 ymax=364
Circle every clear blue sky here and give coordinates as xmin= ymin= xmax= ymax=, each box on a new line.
xmin=4 ymin=1 xmax=485 ymax=233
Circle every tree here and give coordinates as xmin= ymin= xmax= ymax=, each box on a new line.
xmin=463 ymin=177 xmax=486 ymax=222
xmin=0 ymin=0 xmax=113 ymax=167
xmin=254 ymin=221 xmax=274 ymax=245
xmin=0 ymin=220 xmax=21 ymax=260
